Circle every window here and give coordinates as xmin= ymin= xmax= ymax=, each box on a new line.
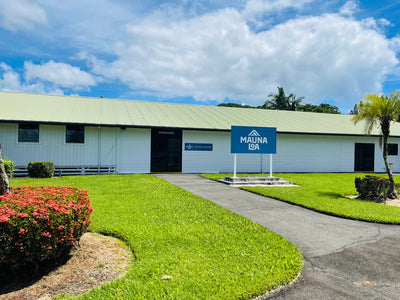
xmin=66 ymin=125 xmax=84 ymax=143
xmin=388 ymin=144 xmax=398 ymax=156
xmin=18 ymin=123 xmax=39 ymax=143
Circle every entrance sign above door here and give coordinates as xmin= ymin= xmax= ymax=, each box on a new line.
xmin=231 ymin=126 xmax=277 ymax=154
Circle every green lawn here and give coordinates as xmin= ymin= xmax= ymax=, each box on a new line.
xmin=201 ymin=173 xmax=400 ymax=224
xmin=11 ymin=174 xmax=302 ymax=299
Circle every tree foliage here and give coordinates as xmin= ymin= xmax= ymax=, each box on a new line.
xmin=352 ymin=91 xmax=400 ymax=199
xmin=297 ymin=103 xmax=340 ymax=114
xmin=218 ymin=87 xmax=341 ymax=114
xmin=217 ymin=103 xmax=254 ymax=108
xmin=262 ymin=86 xmax=304 ymax=111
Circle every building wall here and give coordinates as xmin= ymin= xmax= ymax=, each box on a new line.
xmin=0 ymin=123 xmax=121 ymax=167
xmin=118 ymin=128 xmax=151 ymax=173
xmin=1 ymin=123 xmax=400 ymax=174
xmin=182 ymin=130 xmax=400 ymax=173
xmin=0 ymin=123 xmax=151 ymax=173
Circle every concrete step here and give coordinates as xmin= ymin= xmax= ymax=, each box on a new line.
xmin=218 ymin=176 xmax=298 ymax=187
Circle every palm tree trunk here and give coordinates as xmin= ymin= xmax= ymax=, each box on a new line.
xmin=383 ymin=134 xmax=398 ymax=199
xmin=0 ymin=144 xmax=10 ymax=195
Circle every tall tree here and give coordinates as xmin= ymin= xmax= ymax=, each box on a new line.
xmin=287 ymin=93 xmax=304 ymax=111
xmin=263 ymin=87 xmax=304 ymax=111
xmin=0 ymin=144 xmax=10 ymax=195
xmin=352 ymin=91 xmax=400 ymax=199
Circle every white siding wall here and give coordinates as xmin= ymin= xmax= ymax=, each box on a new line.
xmin=182 ymin=131 xmax=231 ymax=173
xmin=274 ymin=135 xmax=349 ymax=172
xmin=182 ymin=130 xmax=400 ymax=173
xmin=1 ymin=122 xmax=400 ymax=174
xmin=0 ymin=123 xmax=120 ymax=168
xmin=118 ymin=128 xmax=151 ymax=173
xmin=378 ymin=137 xmax=400 ymax=173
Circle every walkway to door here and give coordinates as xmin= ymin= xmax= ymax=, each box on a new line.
xmin=156 ymin=174 xmax=400 ymax=299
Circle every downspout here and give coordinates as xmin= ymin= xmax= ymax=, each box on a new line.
xmin=98 ymin=126 xmax=101 ymax=174
xmin=98 ymin=96 xmax=103 ymax=175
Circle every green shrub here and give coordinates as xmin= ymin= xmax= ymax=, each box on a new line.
xmin=355 ymin=175 xmax=391 ymax=202
xmin=3 ymin=159 xmax=14 ymax=178
xmin=27 ymin=161 xmax=55 ymax=178
xmin=0 ymin=186 xmax=93 ymax=271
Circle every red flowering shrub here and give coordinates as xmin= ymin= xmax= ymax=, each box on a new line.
xmin=0 ymin=186 xmax=93 ymax=269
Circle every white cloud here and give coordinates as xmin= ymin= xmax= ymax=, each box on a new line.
xmin=339 ymin=0 xmax=359 ymax=17
xmin=242 ymin=0 xmax=315 ymax=22
xmin=25 ymin=0 xmax=136 ymax=53
xmin=361 ymin=17 xmax=391 ymax=33
xmin=85 ymin=8 xmax=398 ymax=111
xmin=24 ymin=61 xmax=99 ymax=90
xmin=0 ymin=63 xmax=63 ymax=95
xmin=0 ymin=0 xmax=47 ymax=31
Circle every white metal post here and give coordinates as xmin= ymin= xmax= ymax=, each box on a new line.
xmin=269 ymin=154 xmax=273 ymax=177
xmin=233 ymin=153 xmax=237 ymax=178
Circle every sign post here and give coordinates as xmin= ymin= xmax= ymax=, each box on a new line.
xmin=230 ymin=126 xmax=277 ymax=176
xmin=233 ymin=153 xmax=237 ymax=178
xmin=269 ymin=153 xmax=272 ymax=177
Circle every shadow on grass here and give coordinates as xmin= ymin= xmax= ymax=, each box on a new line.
xmin=316 ymin=191 xmax=345 ymax=199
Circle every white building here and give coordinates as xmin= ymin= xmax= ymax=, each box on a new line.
xmin=1 ymin=91 xmax=399 ymax=175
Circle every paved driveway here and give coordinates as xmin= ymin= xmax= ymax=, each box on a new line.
xmin=155 ymin=174 xmax=400 ymax=299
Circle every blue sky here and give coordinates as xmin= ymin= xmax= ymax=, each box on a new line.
xmin=1 ymin=0 xmax=400 ymax=113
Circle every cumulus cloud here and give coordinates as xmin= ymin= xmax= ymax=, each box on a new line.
xmin=339 ymin=0 xmax=359 ymax=17
xmin=25 ymin=0 xmax=136 ymax=53
xmin=1 ymin=1 xmax=398 ymax=112
xmin=24 ymin=61 xmax=99 ymax=90
xmin=84 ymin=8 xmax=398 ymax=111
xmin=242 ymin=0 xmax=315 ymax=21
xmin=0 ymin=0 xmax=47 ymax=31
xmin=0 ymin=63 xmax=63 ymax=94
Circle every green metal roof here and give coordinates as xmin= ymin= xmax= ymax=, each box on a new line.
xmin=1 ymin=91 xmax=400 ymax=137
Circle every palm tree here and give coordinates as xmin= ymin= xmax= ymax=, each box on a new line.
xmin=0 ymin=145 xmax=10 ymax=195
xmin=262 ymin=86 xmax=288 ymax=110
xmin=263 ymin=87 xmax=304 ymax=111
xmin=352 ymin=91 xmax=400 ymax=199
xmin=287 ymin=93 xmax=304 ymax=111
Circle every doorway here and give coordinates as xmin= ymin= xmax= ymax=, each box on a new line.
xmin=354 ymin=143 xmax=375 ymax=172
xmin=151 ymin=129 xmax=182 ymax=172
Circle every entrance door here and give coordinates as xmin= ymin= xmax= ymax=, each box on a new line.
xmin=354 ymin=143 xmax=375 ymax=172
xmin=151 ymin=129 xmax=182 ymax=172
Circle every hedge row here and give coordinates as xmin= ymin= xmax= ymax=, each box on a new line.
xmin=0 ymin=186 xmax=93 ymax=269
xmin=1 ymin=160 xmax=55 ymax=178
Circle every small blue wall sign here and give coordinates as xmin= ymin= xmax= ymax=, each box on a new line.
xmin=185 ymin=143 xmax=213 ymax=151
xmin=231 ymin=126 xmax=276 ymax=154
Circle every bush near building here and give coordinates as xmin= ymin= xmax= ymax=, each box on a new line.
xmin=3 ymin=159 xmax=14 ymax=178
xmin=355 ymin=175 xmax=392 ymax=202
xmin=27 ymin=161 xmax=55 ymax=178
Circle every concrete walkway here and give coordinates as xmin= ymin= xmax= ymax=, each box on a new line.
xmin=155 ymin=174 xmax=400 ymax=299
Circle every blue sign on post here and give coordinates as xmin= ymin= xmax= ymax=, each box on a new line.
xmin=231 ymin=126 xmax=276 ymax=154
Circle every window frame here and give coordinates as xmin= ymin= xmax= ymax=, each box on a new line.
xmin=387 ymin=143 xmax=398 ymax=156
xmin=65 ymin=125 xmax=85 ymax=144
xmin=18 ymin=123 xmax=39 ymax=143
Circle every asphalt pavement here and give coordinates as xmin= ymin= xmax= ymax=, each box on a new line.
xmin=155 ymin=173 xmax=400 ymax=299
